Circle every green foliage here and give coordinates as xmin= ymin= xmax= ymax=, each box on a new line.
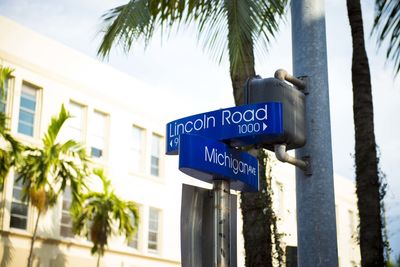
xmin=0 ymin=66 xmax=23 ymax=191
xmin=12 ymin=104 xmax=89 ymax=267
xmin=0 ymin=65 xmax=13 ymax=100
xmin=17 ymin=104 xmax=89 ymax=211
xmin=0 ymin=112 xmax=23 ymax=190
xmin=373 ymin=0 xmax=400 ymax=75
xmin=386 ymin=254 xmax=400 ymax=267
xmin=98 ymin=1 xmax=288 ymax=265
xmin=98 ymin=0 xmax=287 ymax=73
xmin=387 ymin=254 xmax=400 ymax=267
xmin=72 ymin=168 xmax=139 ymax=258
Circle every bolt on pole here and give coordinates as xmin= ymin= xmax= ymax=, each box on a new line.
xmin=213 ymin=179 xmax=230 ymax=267
xmin=291 ymin=0 xmax=339 ymax=266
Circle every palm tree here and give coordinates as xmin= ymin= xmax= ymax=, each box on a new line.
xmin=0 ymin=66 xmax=22 ymax=191
xmin=346 ymin=1 xmax=385 ymax=266
xmin=98 ymin=1 xmax=287 ymax=265
xmin=373 ymin=0 xmax=400 ymax=75
xmin=72 ymin=169 xmax=139 ymax=267
xmin=17 ymin=104 xmax=89 ymax=267
xmin=98 ymin=1 xmax=286 ymax=104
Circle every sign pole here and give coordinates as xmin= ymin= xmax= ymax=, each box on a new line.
xmin=291 ymin=0 xmax=339 ymax=266
xmin=213 ymin=179 xmax=230 ymax=267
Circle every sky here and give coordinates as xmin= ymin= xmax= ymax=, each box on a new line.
xmin=1 ymin=0 xmax=399 ymax=259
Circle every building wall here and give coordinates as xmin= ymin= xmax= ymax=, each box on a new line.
xmin=0 ymin=16 xmax=181 ymax=267
xmin=1 ymin=16 xmax=360 ymax=267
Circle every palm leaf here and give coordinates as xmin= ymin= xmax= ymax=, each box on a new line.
xmin=43 ymin=104 xmax=70 ymax=147
xmin=373 ymin=0 xmax=400 ymax=75
xmin=16 ymin=105 xmax=88 ymax=207
xmin=0 ymin=66 xmax=13 ymax=101
xmin=0 ymin=66 xmax=20 ymax=188
xmin=98 ymin=0 xmax=287 ymax=73
xmin=71 ymin=169 xmax=139 ymax=256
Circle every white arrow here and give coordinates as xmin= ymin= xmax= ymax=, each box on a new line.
xmin=263 ymin=123 xmax=268 ymax=131
xmin=170 ymin=140 xmax=173 ymax=147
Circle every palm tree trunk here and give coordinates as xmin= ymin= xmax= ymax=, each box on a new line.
xmin=228 ymin=37 xmax=255 ymax=106
xmin=241 ymin=151 xmax=274 ymax=267
xmin=346 ymin=1 xmax=384 ymax=266
xmin=225 ymin=5 xmax=277 ymax=266
xmin=27 ymin=210 xmax=41 ymax=267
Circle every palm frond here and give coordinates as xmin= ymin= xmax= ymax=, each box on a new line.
xmin=98 ymin=0 xmax=287 ymax=73
xmin=0 ymin=112 xmax=23 ymax=188
xmin=373 ymin=0 xmax=400 ymax=75
xmin=0 ymin=66 xmax=13 ymax=101
xmin=71 ymin=169 xmax=139 ymax=256
xmin=0 ymin=110 xmax=7 ymax=131
xmin=98 ymin=0 xmax=154 ymax=58
xmin=93 ymin=168 xmax=112 ymax=195
xmin=43 ymin=104 xmax=70 ymax=147
xmin=15 ymin=104 xmax=88 ymax=210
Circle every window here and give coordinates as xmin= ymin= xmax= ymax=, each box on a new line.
xmin=130 ymin=125 xmax=145 ymax=173
xmin=0 ymin=77 xmax=10 ymax=113
xmin=60 ymin=186 xmax=74 ymax=238
xmin=90 ymin=111 xmax=107 ymax=159
xmin=128 ymin=208 xmax=140 ymax=249
xmin=148 ymin=208 xmax=160 ymax=253
xmin=18 ymin=82 xmax=38 ymax=137
xmin=10 ymin=176 xmax=29 ymax=230
xmin=150 ymin=134 xmax=162 ymax=176
xmin=68 ymin=101 xmax=85 ymax=142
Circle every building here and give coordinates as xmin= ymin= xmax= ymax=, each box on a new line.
xmin=0 ymin=16 xmax=360 ymax=266
xmin=260 ymin=161 xmax=362 ymax=267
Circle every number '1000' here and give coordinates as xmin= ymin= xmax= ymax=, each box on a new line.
xmin=238 ymin=123 xmax=260 ymax=134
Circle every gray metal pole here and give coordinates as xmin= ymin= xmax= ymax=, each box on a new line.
xmin=213 ymin=180 xmax=230 ymax=267
xmin=291 ymin=1 xmax=339 ymax=266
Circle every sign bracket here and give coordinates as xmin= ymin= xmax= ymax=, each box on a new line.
xmin=274 ymin=144 xmax=311 ymax=175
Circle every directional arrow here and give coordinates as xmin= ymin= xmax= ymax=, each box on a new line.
xmin=166 ymin=102 xmax=283 ymax=155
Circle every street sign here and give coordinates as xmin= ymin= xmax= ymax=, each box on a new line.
xmin=179 ymin=134 xmax=259 ymax=192
xmin=166 ymin=102 xmax=283 ymax=155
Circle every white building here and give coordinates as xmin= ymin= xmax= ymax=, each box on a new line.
xmin=0 ymin=16 xmax=360 ymax=267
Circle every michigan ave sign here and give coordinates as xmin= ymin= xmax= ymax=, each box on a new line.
xmin=166 ymin=102 xmax=283 ymax=155
xmin=179 ymin=134 xmax=259 ymax=191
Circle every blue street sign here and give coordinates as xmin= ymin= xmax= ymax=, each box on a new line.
xmin=166 ymin=102 xmax=283 ymax=155
xmin=179 ymin=134 xmax=259 ymax=192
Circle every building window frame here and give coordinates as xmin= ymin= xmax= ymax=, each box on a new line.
xmin=59 ymin=186 xmax=74 ymax=238
xmin=127 ymin=204 xmax=141 ymax=250
xmin=89 ymin=110 xmax=108 ymax=160
xmin=150 ymin=133 xmax=162 ymax=177
xmin=147 ymin=207 xmax=161 ymax=254
xmin=130 ymin=125 xmax=146 ymax=174
xmin=17 ymin=81 xmax=41 ymax=138
xmin=67 ymin=101 xmax=87 ymax=144
xmin=9 ymin=175 xmax=29 ymax=231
